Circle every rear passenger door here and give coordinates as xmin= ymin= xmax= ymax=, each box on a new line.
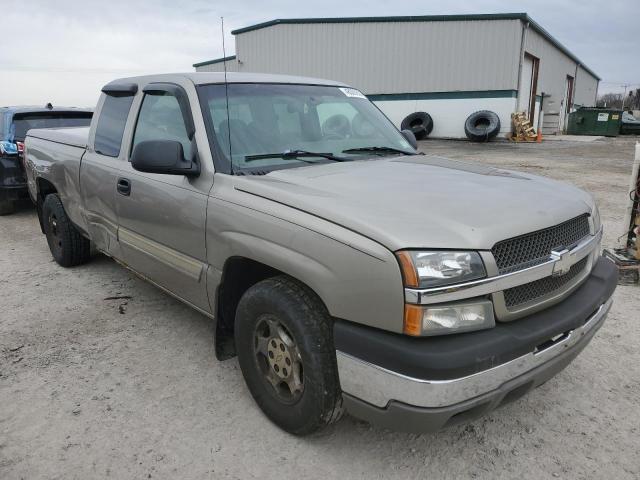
xmin=115 ymin=82 xmax=212 ymax=313
xmin=80 ymin=84 xmax=136 ymax=257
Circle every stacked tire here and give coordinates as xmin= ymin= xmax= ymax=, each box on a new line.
xmin=464 ymin=111 xmax=501 ymax=142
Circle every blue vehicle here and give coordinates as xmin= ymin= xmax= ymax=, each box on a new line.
xmin=0 ymin=105 xmax=92 ymax=214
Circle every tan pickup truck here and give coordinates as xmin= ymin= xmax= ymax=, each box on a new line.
xmin=24 ymin=72 xmax=617 ymax=435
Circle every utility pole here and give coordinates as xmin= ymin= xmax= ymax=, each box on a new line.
xmin=622 ymin=84 xmax=630 ymax=110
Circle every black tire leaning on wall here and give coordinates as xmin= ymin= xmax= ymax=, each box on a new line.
xmin=464 ymin=110 xmax=501 ymax=142
xmin=400 ymin=112 xmax=433 ymax=140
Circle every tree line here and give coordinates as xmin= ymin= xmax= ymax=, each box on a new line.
xmin=597 ymin=88 xmax=640 ymax=110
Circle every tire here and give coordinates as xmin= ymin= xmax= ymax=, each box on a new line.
xmin=0 ymin=199 xmax=15 ymax=216
xmin=235 ymin=276 xmax=343 ymax=435
xmin=400 ymin=112 xmax=433 ymax=140
xmin=464 ymin=110 xmax=501 ymax=142
xmin=42 ymin=194 xmax=91 ymax=267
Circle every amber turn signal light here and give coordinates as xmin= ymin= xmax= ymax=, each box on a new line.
xmin=403 ymin=304 xmax=423 ymax=336
xmin=396 ymin=251 xmax=419 ymax=288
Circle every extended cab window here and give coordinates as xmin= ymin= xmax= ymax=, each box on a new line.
xmin=94 ymin=95 xmax=134 ymax=157
xmin=132 ymin=93 xmax=191 ymax=159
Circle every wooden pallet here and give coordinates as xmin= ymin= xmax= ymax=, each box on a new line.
xmin=509 ymin=112 xmax=537 ymax=142
xmin=603 ymin=248 xmax=640 ymax=285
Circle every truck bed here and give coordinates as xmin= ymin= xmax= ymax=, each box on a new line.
xmin=24 ymin=127 xmax=90 ymax=231
xmin=26 ymin=126 xmax=89 ymax=149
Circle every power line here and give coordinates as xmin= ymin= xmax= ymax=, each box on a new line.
xmin=599 ymin=81 xmax=640 ymax=86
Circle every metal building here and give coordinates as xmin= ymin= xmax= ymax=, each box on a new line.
xmin=193 ymin=55 xmax=238 ymax=73
xmin=194 ymin=13 xmax=600 ymax=138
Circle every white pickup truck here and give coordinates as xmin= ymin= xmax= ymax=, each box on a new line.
xmin=24 ymin=72 xmax=617 ymax=434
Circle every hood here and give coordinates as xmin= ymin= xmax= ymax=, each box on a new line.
xmin=233 ymin=155 xmax=594 ymax=251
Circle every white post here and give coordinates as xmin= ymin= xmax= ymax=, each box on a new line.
xmin=621 ymin=142 xmax=640 ymax=248
xmin=537 ymin=110 xmax=544 ymax=134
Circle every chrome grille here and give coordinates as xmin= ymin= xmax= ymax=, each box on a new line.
xmin=492 ymin=214 xmax=590 ymax=275
xmin=503 ymin=257 xmax=589 ymax=309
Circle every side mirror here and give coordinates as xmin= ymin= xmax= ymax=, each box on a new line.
xmin=131 ymin=140 xmax=199 ymax=177
xmin=401 ymin=129 xmax=418 ymax=150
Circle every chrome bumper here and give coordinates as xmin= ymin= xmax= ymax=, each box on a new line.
xmin=337 ymin=297 xmax=612 ymax=409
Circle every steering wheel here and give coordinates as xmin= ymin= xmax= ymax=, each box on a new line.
xmin=323 ymin=133 xmax=344 ymax=141
xmin=322 ymin=114 xmax=351 ymax=139
xmin=352 ymin=113 xmax=376 ymax=138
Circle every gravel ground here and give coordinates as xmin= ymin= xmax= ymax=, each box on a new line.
xmin=1 ymin=136 xmax=639 ymax=479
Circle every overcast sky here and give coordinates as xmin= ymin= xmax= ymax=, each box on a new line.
xmin=1 ymin=0 xmax=637 ymax=107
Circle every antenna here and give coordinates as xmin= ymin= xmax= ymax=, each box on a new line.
xmin=221 ymin=16 xmax=233 ymax=174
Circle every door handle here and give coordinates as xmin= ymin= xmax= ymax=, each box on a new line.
xmin=117 ymin=177 xmax=131 ymax=196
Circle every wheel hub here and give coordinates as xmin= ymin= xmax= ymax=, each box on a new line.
xmin=267 ymin=337 xmax=293 ymax=379
xmin=254 ymin=316 xmax=304 ymax=403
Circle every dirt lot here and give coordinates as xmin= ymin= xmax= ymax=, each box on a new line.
xmin=1 ymin=137 xmax=639 ymax=480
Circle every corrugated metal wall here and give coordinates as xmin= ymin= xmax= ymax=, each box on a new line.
xmin=195 ymin=61 xmax=238 ymax=73
xmin=524 ymin=28 xmax=598 ymax=112
xmin=574 ymin=65 xmax=599 ymax=106
xmin=235 ymin=20 xmax=523 ymax=94
xmin=195 ymin=18 xmax=600 ymax=136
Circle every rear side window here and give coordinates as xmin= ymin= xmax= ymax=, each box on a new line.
xmin=94 ymin=95 xmax=134 ymax=157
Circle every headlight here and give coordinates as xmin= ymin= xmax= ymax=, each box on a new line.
xmin=396 ymin=250 xmax=486 ymax=288
xmin=404 ymin=300 xmax=495 ymax=336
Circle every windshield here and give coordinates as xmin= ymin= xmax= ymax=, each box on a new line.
xmin=198 ymin=83 xmax=414 ymax=173
xmin=12 ymin=112 xmax=93 ymax=140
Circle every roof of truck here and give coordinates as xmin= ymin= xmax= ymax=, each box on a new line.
xmin=106 ymin=72 xmax=350 ymax=88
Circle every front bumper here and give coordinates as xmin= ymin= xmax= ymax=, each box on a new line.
xmin=335 ymin=257 xmax=617 ymax=432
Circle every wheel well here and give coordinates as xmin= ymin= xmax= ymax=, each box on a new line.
xmin=36 ymin=178 xmax=58 ymax=233
xmin=215 ymin=257 xmax=282 ymax=360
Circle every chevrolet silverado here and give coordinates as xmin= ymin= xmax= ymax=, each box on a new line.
xmin=24 ymin=73 xmax=617 ymax=434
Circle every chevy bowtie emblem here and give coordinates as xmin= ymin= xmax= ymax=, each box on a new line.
xmin=550 ymin=249 xmax=572 ymax=276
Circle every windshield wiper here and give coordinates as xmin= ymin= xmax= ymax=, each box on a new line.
xmin=245 ymin=150 xmax=349 ymax=162
xmin=342 ymin=146 xmax=417 ymax=156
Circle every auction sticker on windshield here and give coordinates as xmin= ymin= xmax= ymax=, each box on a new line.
xmin=339 ymin=87 xmax=367 ymax=99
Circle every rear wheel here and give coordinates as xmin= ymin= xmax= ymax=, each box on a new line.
xmin=235 ymin=276 xmax=343 ymax=435
xmin=42 ymin=194 xmax=91 ymax=267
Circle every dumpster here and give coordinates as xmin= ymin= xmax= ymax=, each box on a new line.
xmin=567 ymin=108 xmax=622 ymax=137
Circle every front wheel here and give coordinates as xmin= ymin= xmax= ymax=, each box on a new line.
xmin=42 ymin=194 xmax=91 ymax=267
xmin=235 ymin=276 xmax=343 ymax=435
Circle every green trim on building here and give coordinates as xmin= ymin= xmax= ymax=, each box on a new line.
xmin=367 ymin=90 xmax=518 ymax=102
xmin=231 ymin=13 xmax=530 ymax=34
xmin=229 ymin=13 xmax=600 ymax=80
xmin=193 ymin=55 xmax=236 ymax=68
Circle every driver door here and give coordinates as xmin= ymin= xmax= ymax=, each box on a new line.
xmin=116 ymin=83 xmax=212 ymax=313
